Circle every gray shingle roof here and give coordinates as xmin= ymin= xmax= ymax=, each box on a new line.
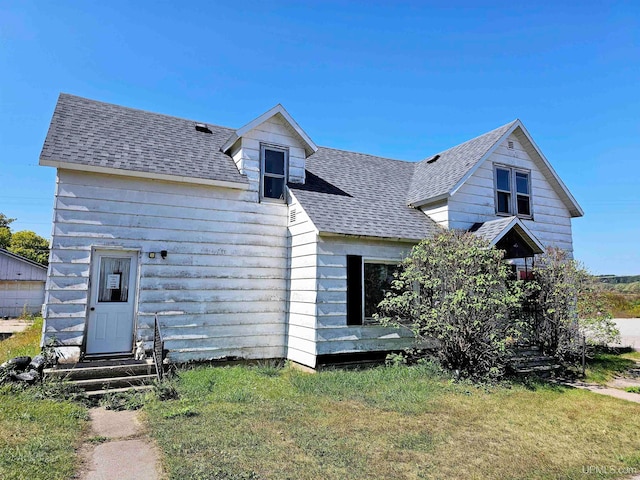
xmin=468 ymin=217 xmax=516 ymax=244
xmin=40 ymin=94 xmax=528 ymax=242
xmin=40 ymin=94 xmax=248 ymax=186
xmin=290 ymin=148 xmax=441 ymax=241
xmin=407 ymin=120 xmax=517 ymax=206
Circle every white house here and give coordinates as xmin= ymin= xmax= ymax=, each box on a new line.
xmin=39 ymin=94 xmax=583 ymax=367
xmin=0 ymin=249 xmax=47 ymax=318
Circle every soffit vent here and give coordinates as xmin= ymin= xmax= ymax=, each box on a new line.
xmin=289 ymin=209 xmax=297 ymax=224
xmin=195 ymin=123 xmax=212 ymax=134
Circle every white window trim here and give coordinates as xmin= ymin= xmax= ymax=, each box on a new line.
xmin=494 ymin=164 xmax=533 ymax=220
xmin=362 ymin=258 xmax=401 ymax=325
xmin=260 ymin=143 xmax=289 ymax=203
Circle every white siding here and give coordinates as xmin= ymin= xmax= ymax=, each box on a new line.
xmin=286 ymin=192 xmax=319 ymax=367
xmin=43 ymin=170 xmax=289 ymax=362
xmin=315 ymin=236 xmax=415 ymax=356
xmin=0 ymin=281 xmax=45 ymax=317
xmin=420 ymin=200 xmax=449 ymax=228
xmin=0 ymin=251 xmax=47 ymax=281
xmin=449 ymin=133 xmax=574 ymax=252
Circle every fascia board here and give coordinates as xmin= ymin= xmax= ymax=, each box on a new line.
xmin=40 ymin=159 xmax=249 ymax=190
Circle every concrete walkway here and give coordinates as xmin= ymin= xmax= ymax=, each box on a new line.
xmin=0 ymin=318 xmax=32 ymax=340
xmin=80 ymin=407 xmax=163 ymax=480
xmin=558 ymin=358 xmax=640 ymax=404
xmin=560 ymin=379 xmax=640 ymax=404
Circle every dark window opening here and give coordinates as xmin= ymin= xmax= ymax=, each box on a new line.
xmin=261 ymin=146 xmax=287 ymax=200
xmin=495 ymin=166 xmax=531 ymax=218
xmin=364 ymin=263 xmax=400 ymax=319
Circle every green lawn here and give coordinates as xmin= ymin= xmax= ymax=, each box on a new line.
xmin=0 ymin=318 xmax=88 ymax=480
xmin=585 ymin=350 xmax=640 ymax=385
xmin=145 ymin=363 xmax=640 ymax=480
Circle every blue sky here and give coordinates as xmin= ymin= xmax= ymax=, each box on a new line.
xmin=1 ymin=1 xmax=638 ymax=275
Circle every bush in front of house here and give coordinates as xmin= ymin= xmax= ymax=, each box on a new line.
xmin=378 ymin=230 xmax=523 ymax=380
xmin=524 ymin=248 xmax=620 ymax=363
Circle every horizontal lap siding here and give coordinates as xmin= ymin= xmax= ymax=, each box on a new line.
xmin=315 ymin=236 xmax=415 ymax=356
xmin=286 ymin=193 xmax=318 ymax=367
xmin=449 ymin=134 xmax=575 ymax=253
xmin=0 ymin=281 xmax=45 ymax=317
xmin=44 ymin=170 xmax=288 ymax=361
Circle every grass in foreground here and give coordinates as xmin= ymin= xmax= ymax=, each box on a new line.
xmin=0 ymin=318 xmax=88 ymax=480
xmin=585 ymin=350 xmax=640 ymax=385
xmin=146 ymin=363 xmax=640 ymax=480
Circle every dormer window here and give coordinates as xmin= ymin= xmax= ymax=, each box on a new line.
xmin=495 ymin=165 xmax=531 ymax=218
xmin=261 ymin=144 xmax=288 ymax=201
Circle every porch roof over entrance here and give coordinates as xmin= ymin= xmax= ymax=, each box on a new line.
xmin=468 ymin=217 xmax=545 ymax=259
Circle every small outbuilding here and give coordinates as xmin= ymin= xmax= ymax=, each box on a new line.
xmin=0 ymin=249 xmax=47 ymax=318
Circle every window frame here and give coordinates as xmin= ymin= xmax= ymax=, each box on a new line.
xmin=260 ymin=143 xmax=289 ymax=202
xmin=493 ymin=164 xmax=533 ymax=219
xmin=361 ymin=258 xmax=401 ymax=325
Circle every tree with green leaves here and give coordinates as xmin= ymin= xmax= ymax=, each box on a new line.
xmin=9 ymin=230 xmax=50 ymax=266
xmin=378 ymin=230 xmax=523 ymax=380
xmin=0 ymin=213 xmax=15 ymax=249
xmin=0 ymin=213 xmax=49 ymax=266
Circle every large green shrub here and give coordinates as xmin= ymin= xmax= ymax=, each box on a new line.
xmin=378 ymin=230 xmax=522 ymax=380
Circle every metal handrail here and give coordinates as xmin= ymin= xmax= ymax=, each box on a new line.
xmin=152 ymin=313 xmax=165 ymax=381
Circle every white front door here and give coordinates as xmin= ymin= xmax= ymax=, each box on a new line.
xmin=86 ymin=251 xmax=138 ymax=355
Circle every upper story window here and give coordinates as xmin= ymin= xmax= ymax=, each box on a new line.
xmin=261 ymin=144 xmax=288 ymax=201
xmin=495 ymin=165 xmax=531 ymax=218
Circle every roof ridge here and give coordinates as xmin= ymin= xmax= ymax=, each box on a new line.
xmin=421 ymin=119 xmax=519 ymax=161
xmin=316 ymin=145 xmax=417 ymax=165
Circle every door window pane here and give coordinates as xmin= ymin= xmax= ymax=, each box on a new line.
xmin=264 ymin=149 xmax=285 ymax=175
xmin=98 ymin=257 xmax=131 ymax=302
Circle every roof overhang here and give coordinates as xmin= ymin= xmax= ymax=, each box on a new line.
xmin=0 ymin=248 xmax=48 ymax=270
xmin=448 ymin=120 xmax=583 ymax=218
xmin=40 ymin=159 xmax=250 ymax=190
xmin=221 ymin=104 xmax=318 ymax=156
xmin=317 ymin=231 xmax=425 ymax=244
xmin=469 ymin=216 xmax=545 ymax=256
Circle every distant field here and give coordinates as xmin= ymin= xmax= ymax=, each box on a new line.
xmin=595 ymin=277 xmax=640 ymax=318
xmin=605 ymin=288 xmax=640 ymax=318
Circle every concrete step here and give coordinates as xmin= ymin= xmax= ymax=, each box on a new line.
xmin=85 ymin=384 xmax=154 ymax=399
xmin=44 ymin=359 xmax=155 ymax=381
xmin=72 ymin=374 xmax=157 ymax=391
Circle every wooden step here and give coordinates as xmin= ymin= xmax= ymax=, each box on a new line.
xmin=44 ymin=359 xmax=155 ymax=381
xmin=514 ymin=364 xmax=561 ymax=374
xmin=71 ymin=374 xmax=156 ymax=391
xmin=510 ymin=356 xmax=558 ymax=367
xmin=85 ymin=384 xmax=154 ymax=399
